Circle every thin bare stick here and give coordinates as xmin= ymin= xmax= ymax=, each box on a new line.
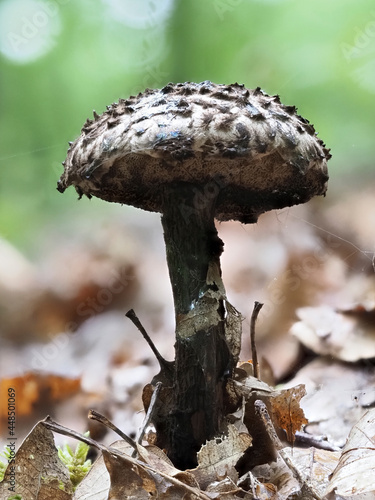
xmin=125 ymin=309 xmax=173 ymax=375
xmin=132 ymin=381 xmax=162 ymax=458
xmin=254 ymin=400 xmax=322 ymax=500
xmin=254 ymin=399 xmax=283 ymax=451
xmin=295 ymin=430 xmax=341 ymax=452
xmin=88 ymin=409 xmax=137 ymax=450
xmin=43 ymin=416 xmax=211 ymax=500
xmin=43 ymin=415 xmax=100 ymax=450
xmin=250 ymin=302 xmax=263 ymax=379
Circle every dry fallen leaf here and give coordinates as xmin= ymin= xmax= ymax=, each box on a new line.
xmin=136 ymin=441 xmax=202 ymax=494
xmin=291 ymin=305 xmax=375 ymax=362
xmin=282 ymin=357 xmax=375 ymax=448
xmin=68 ymin=430 xmax=205 ymax=499
xmin=102 ymin=448 xmax=157 ymax=500
xmin=325 ymin=408 xmax=375 ymax=499
xmin=205 ymin=476 xmax=249 ymax=498
xmin=228 ymin=372 xmax=309 ymax=475
xmin=284 ymin=447 xmax=340 ymax=498
xmin=73 ymin=441 xmax=133 ymax=500
xmin=232 ymin=371 xmax=308 ymax=444
xmin=98 ymin=445 xmax=207 ymax=500
xmin=307 ymin=448 xmax=341 ymax=486
xmin=252 ymin=446 xmax=340 ymax=500
xmin=0 ymin=421 xmax=73 ymax=500
xmin=269 ymin=385 xmax=308 ymax=443
xmin=252 ymin=457 xmax=300 ymax=499
xmin=190 ymin=424 xmax=252 ymax=490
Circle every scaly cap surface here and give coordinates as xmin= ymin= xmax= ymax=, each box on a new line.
xmin=58 ymin=81 xmax=330 ymax=223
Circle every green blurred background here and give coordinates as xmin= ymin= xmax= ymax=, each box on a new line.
xmin=0 ymin=0 xmax=374 ymax=253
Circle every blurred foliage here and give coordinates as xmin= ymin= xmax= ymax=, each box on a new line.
xmin=0 ymin=0 xmax=374 ymax=250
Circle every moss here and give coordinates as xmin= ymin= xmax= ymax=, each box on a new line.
xmin=57 ymin=433 xmax=92 ymax=490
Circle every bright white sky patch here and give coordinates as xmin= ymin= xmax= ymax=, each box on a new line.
xmin=0 ymin=0 xmax=61 ymax=64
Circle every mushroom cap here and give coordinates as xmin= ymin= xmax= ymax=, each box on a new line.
xmin=58 ymin=81 xmax=330 ymax=223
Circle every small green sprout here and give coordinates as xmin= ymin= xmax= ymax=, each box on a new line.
xmin=58 ymin=432 xmax=92 ymax=489
xmin=0 ymin=447 xmax=11 ymax=482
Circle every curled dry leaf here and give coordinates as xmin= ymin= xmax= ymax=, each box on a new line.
xmin=205 ymin=476 xmax=247 ymax=498
xmin=136 ymin=442 xmax=199 ymax=489
xmin=190 ymin=424 xmax=252 ymax=490
xmin=232 ymin=370 xmax=308 ymax=445
xmin=290 ymin=305 xmax=375 ymax=362
xmin=283 ymin=357 xmax=375 ymax=448
xmin=252 ymin=446 xmax=340 ymax=500
xmin=97 ymin=445 xmax=205 ymax=500
xmin=45 ymin=420 xmax=207 ymax=500
xmin=73 ymin=441 xmax=132 ymax=500
xmin=325 ymin=408 xmax=375 ymax=499
xmin=101 ymin=448 xmax=157 ymax=500
xmin=252 ymin=457 xmax=300 ymax=499
xmin=228 ymin=371 xmax=308 ymax=473
xmin=295 ymin=447 xmax=341 ymax=497
xmin=284 ymin=447 xmax=340 ymax=498
xmin=0 ymin=422 xmax=73 ymax=500
xmin=269 ymin=385 xmax=308 ymax=443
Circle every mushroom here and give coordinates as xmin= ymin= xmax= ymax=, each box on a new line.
xmin=58 ymin=81 xmax=330 ymax=468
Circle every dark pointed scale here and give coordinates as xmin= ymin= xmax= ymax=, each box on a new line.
xmin=296 ymin=124 xmax=305 ymax=134
xmin=246 ymin=103 xmax=263 ymax=119
xmin=123 ymin=105 xmax=135 ymax=114
xmin=177 ymin=98 xmax=189 ymax=107
xmin=224 ymin=85 xmax=235 ymax=92
xmin=181 ymin=86 xmax=193 ymax=96
xmin=304 ymin=123 xmax=316 ymax=135
xmin=323 ymin=147 xmax=332 ymax=160
xmin=56 ymin=179 xmax=65 ymax=193
xmin=283 ymin=105 xmax=297 ymax=115
xmin=211 ymin=90 xmax=229 ymax=99
xmin=75 ymin=185 xmax=83 ymax=199
xmin=161 ymin=84 xmax=174 ymax=94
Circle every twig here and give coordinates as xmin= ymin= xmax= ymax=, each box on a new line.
xmin=250 ymin=302 xmax=263 ymax=379
xmin=88 ymin=409 xmax=137 ymax=450
xmin=254 ymin=399 xmax=282 ymax=451
xmin=254 ymin=400 xmax=322 ymax=500
xmin=132 ymin=381 xmax=162 ymax=458
xmin=248 ymin=471 xmax=257 ymax=498
xmin=42 ymin=416 xmax=211 ymax=499
xmin=43 ymin=415 xmax=100 ymax=450
xmin=295 ymin=430 xmax=341 ymax=452
xmin=125 ymin=309 xmax=174 ymax=376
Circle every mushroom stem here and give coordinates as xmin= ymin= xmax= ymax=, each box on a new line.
xmin=159 ymin=182 xmax=238 ymax=469
xmin=162 ymin=182 xmax=225 ymax=316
